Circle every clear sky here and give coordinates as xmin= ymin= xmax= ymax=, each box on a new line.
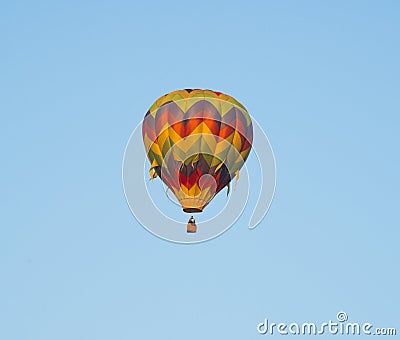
xmin=1 ymin=1 xmax=399 ymax=339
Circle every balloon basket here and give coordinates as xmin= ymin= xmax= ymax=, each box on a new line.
xmin=187 ymin=222 xmax=197 ymax=233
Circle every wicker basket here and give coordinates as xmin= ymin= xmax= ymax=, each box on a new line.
xmin=187 ymin=222 xmax=197 ymax=233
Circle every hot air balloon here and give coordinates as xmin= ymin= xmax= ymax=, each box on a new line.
xmin=142 ymin=89 xmax=253 ymax=232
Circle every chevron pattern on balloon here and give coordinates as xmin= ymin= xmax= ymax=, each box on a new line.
xmin=142 ymin=89 xmax=253 ymax=213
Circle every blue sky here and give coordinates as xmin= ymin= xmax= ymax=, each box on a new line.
xmin=1 ymin=1 xmax=399 ymax=339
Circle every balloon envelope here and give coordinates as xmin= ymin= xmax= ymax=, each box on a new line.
xmin=142 ymin=89 xmax=253 ymax=212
